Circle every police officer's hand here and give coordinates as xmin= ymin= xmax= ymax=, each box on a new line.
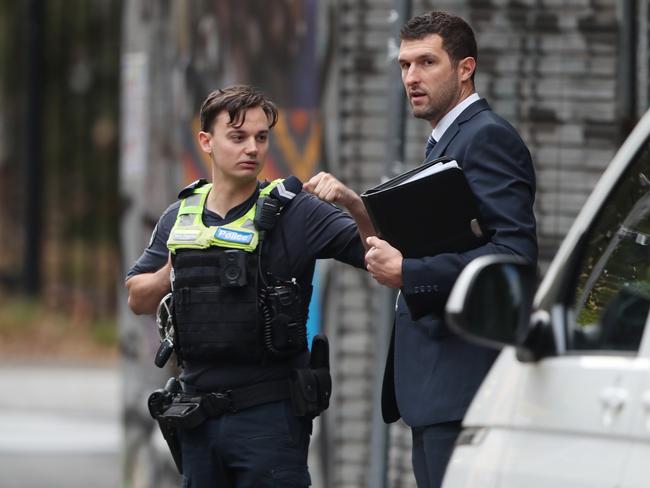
xmin=303 ymin=172 xmax=359 ymax=209
xmin=365 ymin=236 xmax=403 ymax=288
xmin=304 ymin=172 xmax=377 ymax=252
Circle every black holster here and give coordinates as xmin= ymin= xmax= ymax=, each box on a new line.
xmin=148 ymin=376 xmax=297 ymax=474
xmin=148 ymin=378 xmax=185 ymax=474
xmin=289 ymin=334 xmax=332 ymax=417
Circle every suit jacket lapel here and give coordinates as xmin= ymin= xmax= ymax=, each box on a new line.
xmin=425 ymin=124 xmax=458 ymax=162
xmin=423 ymin=98 xmax=491 ymax=164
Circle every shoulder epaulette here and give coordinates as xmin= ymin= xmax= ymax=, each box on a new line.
xmin=268 ymin=176 xmax=303 ymax=205
xmin=178 ymin=178 xmax=209 ymax=199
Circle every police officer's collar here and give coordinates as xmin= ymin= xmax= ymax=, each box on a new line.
xmin=203 ymin=181 xmax=261 ymax=222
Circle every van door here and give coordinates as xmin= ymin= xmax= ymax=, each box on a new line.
xmin=618 ymin=325 xmax=650 ymax=488
xmin=497 ymin=129 xmax=650 ymax=487
xmin=442 ymin=126 xmax=650 ymax=488
xmin=496 ymin=357 xmax=645 ymax=488
xmin=494 ymin=129 xmax=650 ymax=487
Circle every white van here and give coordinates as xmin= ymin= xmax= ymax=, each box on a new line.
xmin=442 ymin=109 xmax=650 ymax=488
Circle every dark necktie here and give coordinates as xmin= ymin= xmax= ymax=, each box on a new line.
xmin=425 ymin=134 xmax=437 ymax=158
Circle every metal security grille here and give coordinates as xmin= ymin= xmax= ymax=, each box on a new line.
xmin=329 ymin=1 xmax=416 ymax=486
xmin=470 ymin=0 xmax=622 ymax=267
xmin=415 ymin=0 xmax=624 ymax=269
xmin=327 ymin=3 xmax=385 ymax=487
xmin=640 ymin=0 xmax=650 ymax=117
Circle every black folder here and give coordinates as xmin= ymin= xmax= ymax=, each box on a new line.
xmin=360 ymin=157 xmax=487 ymax=258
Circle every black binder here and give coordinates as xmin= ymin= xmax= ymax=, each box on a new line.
xmin=360 ymin=157 xmax=487 ymax=258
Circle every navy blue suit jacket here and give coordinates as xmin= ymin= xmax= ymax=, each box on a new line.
xmin=381 ymin=99 xmax=538 ymax=427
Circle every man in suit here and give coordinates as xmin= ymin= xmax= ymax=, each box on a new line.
xmin=307 ymin=10 xmax=536 ymax=488
xmin=364 ymin=11 xmax=538 ymax=488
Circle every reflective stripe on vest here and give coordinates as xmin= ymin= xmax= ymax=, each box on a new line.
xmin=167 ymin=179 xmax=285 ymax=253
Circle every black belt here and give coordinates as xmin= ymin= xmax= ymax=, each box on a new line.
xmin=182 ymin=379 xmax=292 ymax=418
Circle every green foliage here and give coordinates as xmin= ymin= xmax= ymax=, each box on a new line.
xmin=0 ymin=0 xmax=122 ymax=319
xmin=576 ymin=304 xmax=600 ymax=326
xmin=0 ymin=296 xmax=118 ymax=353
xmin=0 ymin=298 xmax=41 ymax=332
xmin=91 ymin=317 xmax=119 ymax=347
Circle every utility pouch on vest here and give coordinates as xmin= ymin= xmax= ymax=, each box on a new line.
xmin=289 ymin=335 xmax=332 ymax=417
xmin=289 ymin=368 xmax=332 ymax=417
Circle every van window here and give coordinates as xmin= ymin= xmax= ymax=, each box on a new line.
xmin=571 ymin=141 xmax=650 ymax=352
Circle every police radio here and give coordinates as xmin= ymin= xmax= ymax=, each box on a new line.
xmin=253 ymin=194 xmax=307 ymax=356
xmin=260 ymin=279 xmax=308 ymax=357
xmin=254 ymin=195 xmax=281 ymax=235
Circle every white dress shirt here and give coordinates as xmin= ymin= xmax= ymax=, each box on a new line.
xmin=429 ymin=92 xmax=481 ymax=143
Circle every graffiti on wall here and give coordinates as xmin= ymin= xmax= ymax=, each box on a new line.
xmin=175 ymin=0 xmax=322 ymax=185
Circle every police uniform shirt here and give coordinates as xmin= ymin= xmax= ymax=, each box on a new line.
xmin=127 ymin=182 xmax=365 ymax=392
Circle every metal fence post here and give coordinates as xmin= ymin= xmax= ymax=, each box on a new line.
xmin=367 ymin=1 xmax=411 ymax=487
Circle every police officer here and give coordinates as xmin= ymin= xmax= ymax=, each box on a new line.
xmin=125 ymin=85 xmax=372 ymax=487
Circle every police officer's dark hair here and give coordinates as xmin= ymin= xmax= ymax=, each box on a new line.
xmin=200 ymin=85 xmax=279 ymax=133
xmin=400 ymin=11 xmax=477 ymax=82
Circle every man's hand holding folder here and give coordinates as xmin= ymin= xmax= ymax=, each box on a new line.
xmin=365 ymin=236 xmax=404 ymax=288
xmin=360 ymin=157 xmax=487 ymax=259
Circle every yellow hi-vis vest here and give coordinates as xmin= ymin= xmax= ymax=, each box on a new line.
xmin=166 ymin=179 xmax=285 ymax=253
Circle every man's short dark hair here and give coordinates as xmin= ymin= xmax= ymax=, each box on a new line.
xmin=401 ymin=11 xmax=477 ymax=79
xmin=200 ymin=85 xmax=278 ymax=133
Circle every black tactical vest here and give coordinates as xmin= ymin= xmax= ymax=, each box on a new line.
xmin=171 ymin=247 xmax=263 ymax=363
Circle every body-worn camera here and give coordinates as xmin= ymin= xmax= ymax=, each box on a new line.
xmin=219 ymin=249 xmax=248 ymax=287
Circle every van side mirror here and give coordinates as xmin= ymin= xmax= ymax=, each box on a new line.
xmin=446 ymin=255 xmax=537 ymax=350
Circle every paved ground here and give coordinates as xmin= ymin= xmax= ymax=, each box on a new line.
xmin=0 ymin=362 xmax=121 ymax=488
xmin=0 ymin=361 xmax=332 ymax=487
